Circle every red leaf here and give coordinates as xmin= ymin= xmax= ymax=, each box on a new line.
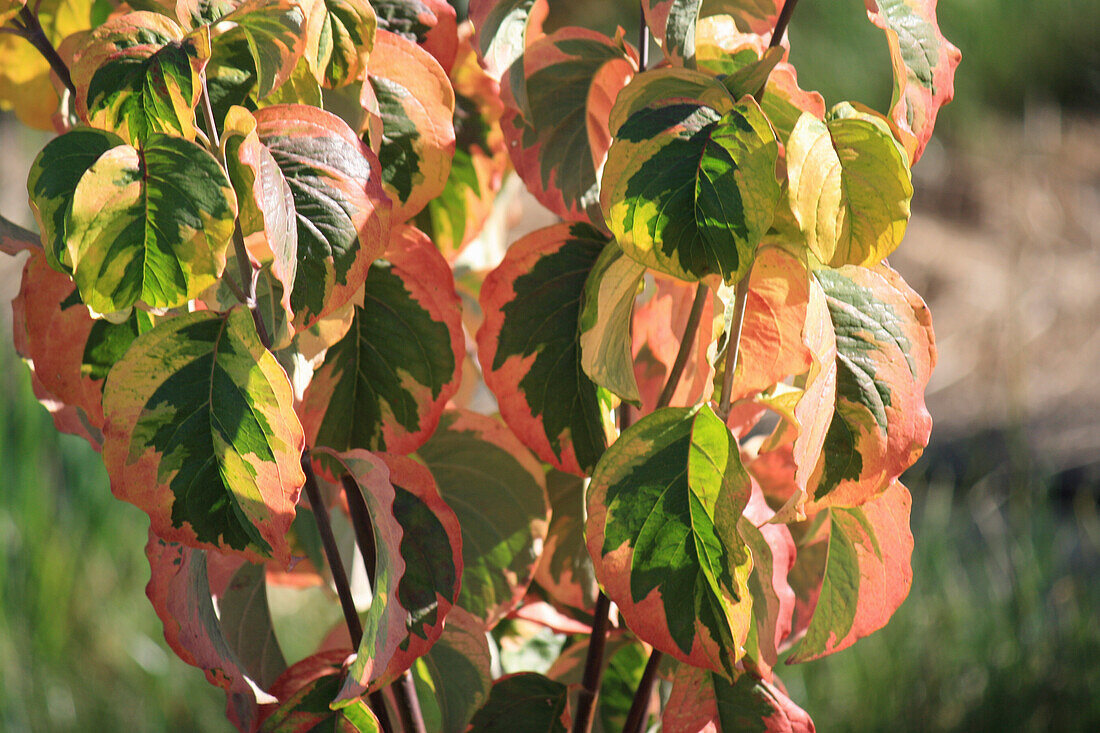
xmin=663 ymin=663 xmax=815 ymax=733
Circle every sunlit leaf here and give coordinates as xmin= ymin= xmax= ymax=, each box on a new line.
xmin=301 ymin=0 xmax=376 ymax=87
xmin=103 ymin=308 xmax=305 ymax=563
xmin=534 ymin=469 xmax=597 ymax=612
xmin=579 ymin=241 xmax=646 ymax=406
xmin=477 ymin=221 xmax=611 ymax=476
xmin=586 ymin=404 xmax=754 ymax=674
xmin=410 ymin=606 xmax=492 ymax=732
xmin=786 ymin=104 xmax=913 ymax=268
xmin=258 ymin=650 xmax=381 ymax=731
xmin=641 ymin=0 xmax=783 ymax=66
xmin=417 ymin=410 xmax=549 ymax=628
xmin=215 ymin=0 xmax=307 ymax=99
xmin=662 ymin=663 xmax=814 ymax=732
xmin=373 ymin=0 xmax=458 ymax=72
xmin=468 ymin=0 xmax=548 ymax=112
xmin=467 ymin=673 xmax=571 ymax=732
xmin=301 ymin=224 xmax=463 ymax=454
xmin=738 ymin=484 xmax=795 ymax=679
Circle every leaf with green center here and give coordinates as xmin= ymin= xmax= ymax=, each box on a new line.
xmin=218 ymin=561 xmax=287 ymax=691
xmin=146 ymin=535 xmax=267 ymax=732
xmin=608 ymin=67 xmax=735 ymax=133
xmin=103 ymin=308 xmax=305 ymax=564
xmin=258 ymin=650 xmax=381 ymax=731
xmin=366 ymin=29 xmax=455 ymax=223
xmin=534 ymin=469 xmax=597 ymax=612
xmin=212 ymin=0 xmax=307 ymax=99
xmin=789 ymin=480 xmax=913 ymax=662
xmin=500 ymin=26 xmax=636 ymax=224
xmin=410 ymin=606 xmax=492 ymax=732
xmin=26 ymin=127 xmax=124 ymax=273
xmin=468 ymin=0 xmax=548 ymax=113
xmin=311 ymin=449 xmax=408 ymax=703
xmin=467 ymin=673 xmax=571 ymax=732
xmin=477 ymin=221 xmax=612 ymax=476
xmin=300 ymin=224 xmax=463 ymax=454
xmin=864 ymin=0 xmax=961 ymax=163
xmin=69 ymin=11 xmax=204 ymax=144
xmin=376 ymin=452 xmax=463 ymax=681
xmin=417 ymin=410 xmax=549 ymax=628
xmin=253 ymin=103 xmax=390 ymax=329
xmin=602 ymin=95 xmax=780 ymax=284
xmin=66 ymin=133 xmax=237 ymax=315
xmin=662 ymin=663 xmax=814 ymax=733
xmin=806 ymin=264 xmax=935 ymax=510
xmin=301 ymin=0 xmax=377 ymax=88
xmin=586 ymin=404 xmax=754 ymax=675
xmin=578 ymin=240 xmax=646 ymax=406
xmin=372 ymin=0 xmax=457 ymax=72
xmin=641 ymin=0 xmax=783 ymax=66
xmin=786 ymin=104 xmax=913 ymax=268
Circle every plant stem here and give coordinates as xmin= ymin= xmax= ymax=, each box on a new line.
xmin=656 ymin=282 xmax=709 ymax=410
xmin=571 ymin=591 xmax=612 ymax=733
xmin=14 ymin=6 xmax=75 ymax=98
xmin=754 ymin=0 xmax=803 ymax=99
xmin=716 ymin=271 xmax=753 ymax=420
xmin=0 ymin=214 xmax=41 ymax=255
xmin=636 ymin=3 xmax=649 ymax=71
xmin=393 ymin=671 xmax=427 ymax=733
xmin=622 ymin=649 xmax=662 ymax=733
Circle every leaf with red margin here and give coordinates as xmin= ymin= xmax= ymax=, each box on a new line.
xmin=468 ymin=0 xmax=548 ymax=113
xmin=214 ymin=0 xmax=308 ymax=100
xmin=662 ymin=663 xmax=815 ymax=733
xmin=805 ymin=264 xmax=935 ymax=511
xmin=500 ymin=26 xmax=636 ymax=225
xmin=416 ymin=410 xmax=549 ymax=629
xmin=376 ymin=452 xmax=463 ymax=681
xmin=863 ymin=0 xmax=961 ymax=164
xmin=418 ymin=28 xmax=510 ymax=261
xmin=641 ymin=0 xmax=784 ymax=66
xmin=299 ymin=0 xmax=377 ymax=88
xmin=586 ymin=404 xmax=754 ymax=676
xmin=253 ymin=103 xmax=390 ymax=330
xmin=534 ymin=469 xmax=597 ymax=612
xmin=218 ymin=560 xmax=288 ymax=692
xmin=467 ymin=673 xmax=572 ymax=732
xmin=788 ymin=480 xmax=913 ymax=662
xmin=257 ymin=649 xmax=381 ymax=731
xmin=633 ymin=274 xmax=718 ymax=415
xmin=367 ymin=29 xmax=455 ymax=223
xmin=103 ymin=308 xmax=305 ymax=565
xmin=372 ymin=0 xmax=458 ymax=73
xmin=310 ymin=449 xmax=408 ymax=703
xmin=300 ymin=225 xmax=463 ymax=454
xmin=409 ymin=606 xmax=492 ymax=732
xmin=477 ymin=222 xmax=612 ymax=476
xmin=145 ymin=535 xmax=266 ymax=732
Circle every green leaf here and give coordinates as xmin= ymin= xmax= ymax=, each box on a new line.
xmin=219 ymin=561 xmax=287 ymax=690
xmin=586 ymin=404 xmax=754 ymax=675
xmin=467 ymin=673 xmax=571 ymax=732
xmin=641 ymin=0 xmax=783 ymax=66
xmin=259 ymin=650 xmax=381 ymax=731
xmin=410 ymin=606 xmax=492 ymax=733
xmin=738 ymin=487 xmax=796 ymax=678
xmin=578 ymin=240 xmax=645 ymax=406
xmin=786 ymin=104 xmax=913 ymax=268
xmin=254 ymin=103 xmax=390 ymax=329
xmin=789 ymin=480 xmax=913 ymax=662
xmin=478 ymin=222 xmax=611 ymax=476
xmin=662 ymin=663 xmax=814 ymax=733
xmin=27 ymin=127 xmax=126 ymax=273
xmin=103 ymin=308 xmax=305 ymax=564
xmin=66 ymin=133 xmax=237 ymax=315
xmin=602 ymin=95 xmax=780 ymax=284
xmin=417 ymin=410 xmax=549 ymax=628
xmin=534 ymin=469 xmax=597 ymax=611
xmin=468 ymin=0 xmax=547 ymax=112
xmin=500 ymin=26 xmax=636 ymax=224
xmin=301 ymin=224 xmax=463 ymax=454
xmin=303 ymin=0 xmax=377 ymax=88
xmin=215 ymin=0 xmax=307 ymax=99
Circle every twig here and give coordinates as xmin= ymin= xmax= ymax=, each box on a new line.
xmin=1 ymin=214 xmax=42 ymax=256
xmin=572 ymin=592 xmax=613 ymax=733
xmin=656 ymin=282 xmax=709 ymax=410
xmin=393 ymin=671 xmax=427 ymax=733
xmin=14 ymin=6 xmax=75 ymax=98
xmin=716 ymin=270 xmax=753 ymax=420
xmin=622 ymin=649 xmax=662 ymax=733
xmin=754 ymin=0 xmax=802 ymax=99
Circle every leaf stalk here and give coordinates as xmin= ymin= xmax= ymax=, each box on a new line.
xmin=716 ymin=270 xmax=753 ymax=420
xmin=656 ymin=282 xmax=709 ymax=410
xmin=13 ymin=6 xmax=75 ymax=98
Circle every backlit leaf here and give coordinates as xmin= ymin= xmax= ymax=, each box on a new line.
xmin=477 ymin=221 xmax=611 ymax=476
xmin=500 ymin=26 xmax=636 ymax=224
xmin=789 ymin=480 xmax=913 ymax=662
xmin=367 ymin=29 xmax=456 ymax=222
xmin=103 ymin=308 xmax=305 ymax=564
xmin=662 ymin=663 xmax=814 ymax=733
xmin=216 ymin=0 xmax=307 ymax=99
xmin=468 ymin=0 xmax=548 ymax=112
xmin=410 ymin=606 xmax=492 ymax=732
xmin=864 ymin=0 xmax=961 ymax=163
xmin=602 ymin=94 xmax=780 ymax=284
xmin=373 ymin=0 xmax=458 ymax=72
xmin=534 ymin=469 xmax=597 ymax=612
xmin=253 ymin=103 xmax=390 ymax=329
xmin=579 ymin=241 xmax=646 ymax=406
xmin=467 ymin=673 xmax=571 ymax=732
xmin=641 ymin=0 xmax=783 ymax=66
xmin=301 ymin=0 xmax=377 ymax=88
xmin=417 ymin=410 xmax=549 ymax=628
xmin=219 ymin=561 xmax=288 ymax=690
xmin=258 ymin=650 xmax=381 ymax=731
xmin=786 ymin=104 xmax=913 ymax=268
xmin=67 ymin=133 xmax=238 ymax=315
xmin=738 ymin=484 xmax=795 ymax=679
xmin=586 ymin=404 xmax=754 ymax=674
xmin=301 ymin=225 xmax=463 ymax=454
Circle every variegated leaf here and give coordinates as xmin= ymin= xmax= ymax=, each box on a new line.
xmin=253 ymin=103 xmax=390 ymax=329
xmin=864 ymin=0 xmax=961 ymax=163
xmin=467 ymin=673 xmax=571 ymax=732
xmin=104 ymin=308 xmax=305 ymax=564
xmin=468 ymin=0 xmax=548 ymax=113
xmin=301 ymin=0 xmax=377 ymax=88
xmin=219 ymin=561 xmax=288 ymax=691
xmin=579 ymin=240 xmax=646 ymax=406
xmin=67 ymin=133 xmax=238 ymax=315
xmin=534 ymin=469 xmax=597 ymax=612
xmin=641 ymin=0 xmax=784 ymax=66
xmin=586 ymin=404 xmax=754 ymax=675
xmin=806 ymin=264 xmax=935 ymax=510
xmin=602 ymin=94 xmax=780 ymax=284
xmin=258 ymin=650 xmax=381 ymax=731
xmin=500 ymin=26 xmax=636 ymax=224
xmin=409 ymin=606 xmax=492 ymax=732
xmin=789 ymin=480 xmax=913 ymax=662
xmin=786 ymin=104 xmax=913 ymax=268
xmin=417 ymin=410 xmax=549 ymax=628
xmin=478 ymin=222 xmax=612 ymax=476
xmin=662 ymin=663 xmax=814 ymax=733
xmin=214 ymin=0 xmax=307 ymax=99
xmin=373 ymin=0 xmax=458 ymax=72
xmin=301 ymin=225 xmax=463 ymax=454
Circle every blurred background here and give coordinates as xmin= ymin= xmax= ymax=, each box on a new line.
xmin=2 ymin=0 xmax=1098 ymax=730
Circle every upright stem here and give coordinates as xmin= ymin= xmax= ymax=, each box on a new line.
xmin=571 ymin=591 xmax=613 ymax=733
xmin=393 ymin=671 xmax=427 ymax=733
xmin=14 ymin=7 xmax=75 ymax=98
xmin=656 ymin=283 xmax=709 ymax=410
xmin=755 ymin=0 xmax=802 ymax=98
xmin=636 ymin=4 xmax=649 ymax=71
xmin=716 ymin=271 xmax=753 ymax=420
xmin=622 ymin=650 xmax=662 ymax=733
